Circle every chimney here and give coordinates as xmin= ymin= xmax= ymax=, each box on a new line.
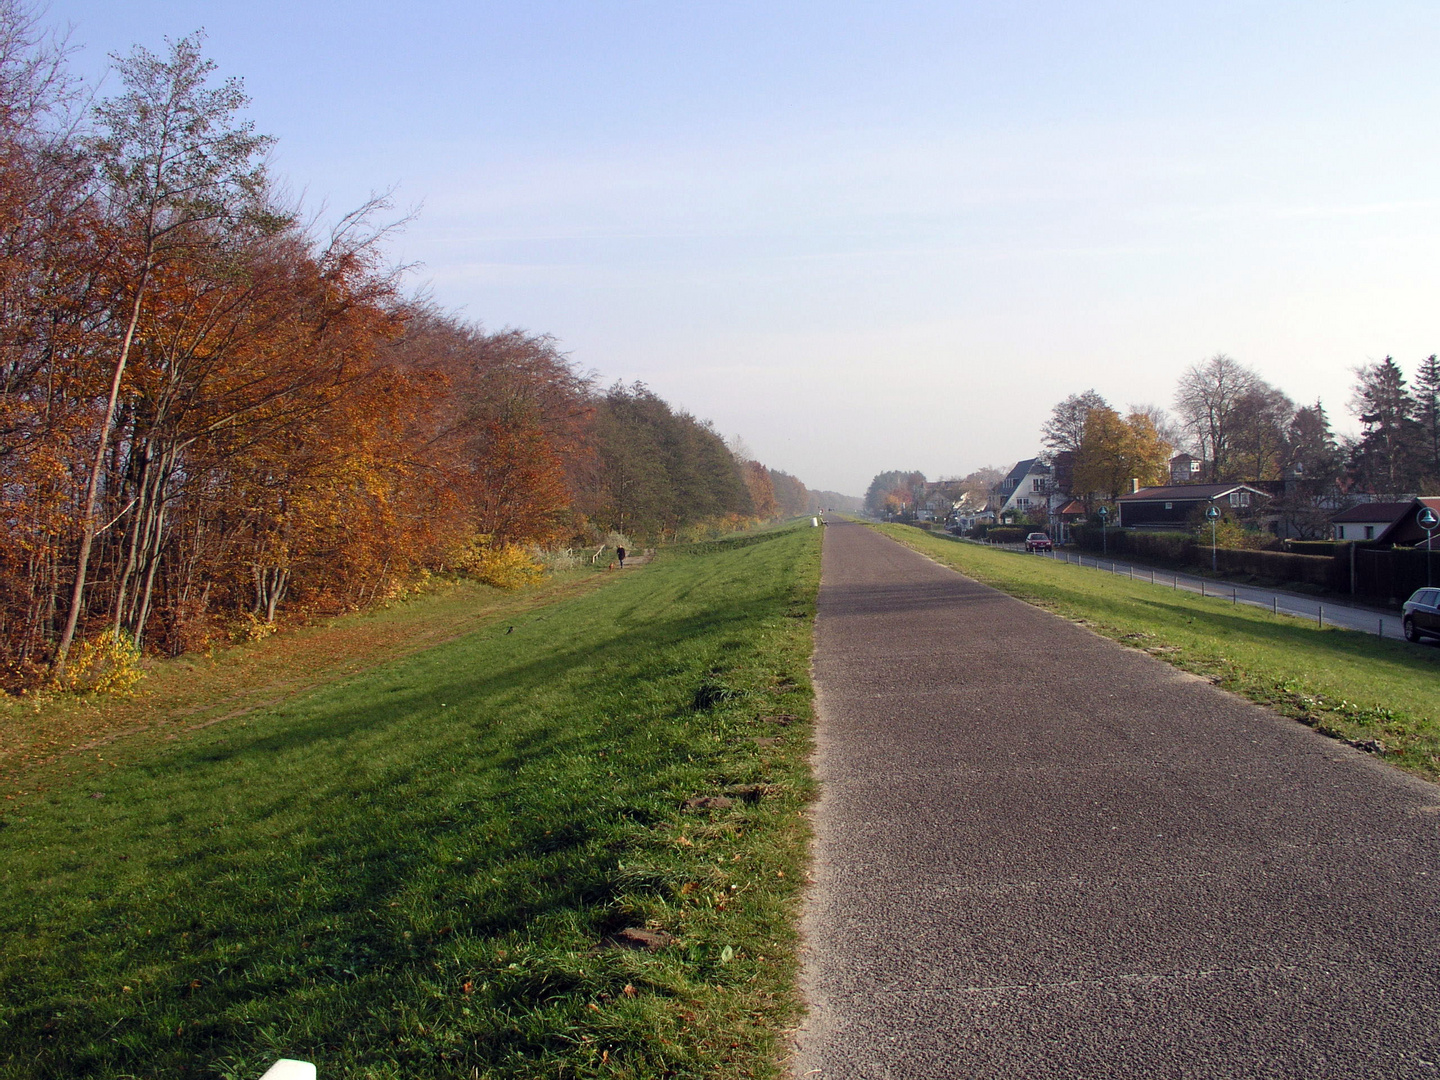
xmin=1130 ymin=478 xmax=1140 ymax=494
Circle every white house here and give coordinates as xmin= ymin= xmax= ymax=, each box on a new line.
xmin=997 ymin=458 xmax=1057 ymax=520
xmin=1331 ymin=502 xmax=1412 ymax=542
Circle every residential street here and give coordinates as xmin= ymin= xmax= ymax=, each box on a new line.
xmin=983 ymin=539 xmax=1417 ymax=639
xmin=792 ymin=520 xmax=1440 ymax=1079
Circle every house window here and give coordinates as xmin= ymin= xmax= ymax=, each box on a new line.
xmin=1032 ymin=478 xmax=1043 ymax=492
xmin=1165 ymin=502 xmax=1173 ymax=510
xmin=1229 ymin=491 xmax=1250 ymax=508
xmin=1365 ymin=525 xmax=1375 ymax=540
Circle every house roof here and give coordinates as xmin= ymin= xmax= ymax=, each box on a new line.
xmin=1374 ymin=497 xmax=1440 ymax=546
xmin=1330 ymin=501 xmax=1412 ymax=525
xmin=1057 ymin=500 xmax=1086 ymax=515
xmin=1117 ymin=483 xmax=1272 ymax=503
xmin=1002 ymin=457 xmax=1036 ymax=483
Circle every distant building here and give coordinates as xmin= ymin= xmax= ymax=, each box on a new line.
xmin=1331 ymin=502 xmax=1413 ymax=542
xmin=1373 ymin=497 xmax=1440 ymax=549
xmin=1168 ymin=453 xmax=1206 ymax=484
xmin=1117 ymin=483 xmax=1272 ymax=529
xmin=997 ymin=458 xmax=1054 ymax=518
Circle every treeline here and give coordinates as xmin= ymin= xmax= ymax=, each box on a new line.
xmin=865 ymin=353 xmax=1438 ymax=532
xmin=0 ymin=13 xmax=823 ymax=688
xmin=1039 ymin=353 xmax=1439 ymax=501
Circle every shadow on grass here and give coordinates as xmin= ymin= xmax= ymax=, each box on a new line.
xmin=0 ymin=555 xmax=810 ymax=1078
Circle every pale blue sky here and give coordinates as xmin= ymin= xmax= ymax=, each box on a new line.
xmin=50 ymin=1 xmax=1440 ymax=493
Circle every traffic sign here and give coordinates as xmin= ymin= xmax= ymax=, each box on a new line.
xmin=1418 ymin=507 xmax=1438 ymax=530
xmin=1205 ymin=505 xmax=1220 ymax=521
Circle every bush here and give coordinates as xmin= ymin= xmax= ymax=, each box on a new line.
xmin=987 ymin=527 xmax=1027 ymax=544
xmin=455 ymin=537 xmax=546 ymax=589
xmin=52 ymin=630 xmax=145 ymax=695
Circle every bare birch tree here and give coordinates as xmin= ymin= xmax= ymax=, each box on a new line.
xmin=54 ymin=32 xmax=275 ymax=672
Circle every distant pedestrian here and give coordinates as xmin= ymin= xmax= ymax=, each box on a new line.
xmin=616 ymin=545 xmax=627 ymax=568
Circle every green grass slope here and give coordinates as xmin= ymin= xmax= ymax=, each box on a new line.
xmin=0 ymin=525 xmax=821 ymax=1079
xmin=878 ymin=524 xmax=1440 ymax=779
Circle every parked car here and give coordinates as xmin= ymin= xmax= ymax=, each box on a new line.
xmin=1025 ymin=532 xmax=1054 ymax=552
xmin=1402 ymin=587 xmax=1440 ymax=643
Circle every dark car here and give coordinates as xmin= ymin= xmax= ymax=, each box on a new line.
xmin=1025 ymin=532 xmax=1054 ymax=552
xmin=1402 ymin=587 xmax=1440 ymax=643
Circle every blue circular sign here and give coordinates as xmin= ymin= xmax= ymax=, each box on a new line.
xmin=1419 ymin=507 xmax=1439 ymax=529
xmin=1205 ymin=505 xmax=1220 ymax=521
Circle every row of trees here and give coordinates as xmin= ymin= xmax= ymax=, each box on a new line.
xmin=0 ymin=12 xmax=819 ymax=689
xmin=1042 ymin=353 xmax=1438 ymax=501
xmin=866 ymin=353 xmax=1436 ymax=534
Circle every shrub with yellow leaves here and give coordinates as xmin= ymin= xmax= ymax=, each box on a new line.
xmin=51 ymin=629 xmax=145 ymax=695
xmin=455 ymin=536 xmax=546 ymax=589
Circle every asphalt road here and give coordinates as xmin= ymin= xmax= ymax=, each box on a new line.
xmin=792 ymin=520 xmax=1440 ymax=1079
xmin=980 ymin=538 xmax=1412 ymax=639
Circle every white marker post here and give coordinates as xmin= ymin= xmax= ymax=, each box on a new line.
xmin=259 ymin=1062 xmax=316 ymax=1080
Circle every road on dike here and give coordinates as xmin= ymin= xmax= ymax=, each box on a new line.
xmin=792 ymin=520 xmax=1440 ymax=1079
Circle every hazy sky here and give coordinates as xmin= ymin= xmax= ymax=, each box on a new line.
xmin=48 ymin=1 xmax=1440 ymax=494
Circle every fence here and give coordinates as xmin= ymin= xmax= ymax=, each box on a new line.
xmin=1069 ymin=527 xmax=1436 ymax=605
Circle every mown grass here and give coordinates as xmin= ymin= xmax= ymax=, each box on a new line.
xmin=0 ymin=524 xmax=821 ymax=1079
xmin=877 ymin=523 xmax=1440 ymax=779
xmin=1 ymin=571 xmax=620 ymax=789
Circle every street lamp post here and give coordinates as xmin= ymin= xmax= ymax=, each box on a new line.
xmin=1205 ymin=504 xmax=1220 ymax=573
xmin=1097 ymin=505 xmax=1109 ymax=555
xmin=1419 ymin=506 xmax=1438 ymax=587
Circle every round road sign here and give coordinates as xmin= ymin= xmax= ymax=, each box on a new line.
xmin=1419 ymin=507 xmax=1439 ymax=529
xmin=1205 ymin=505 xmax=1221 ymax=521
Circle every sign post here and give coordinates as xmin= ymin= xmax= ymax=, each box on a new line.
xmin=1097 ymin=505 xmax=1109 ymax=555
xmin=1205 ymin=504 xmax=1221 ymax=573
xmin=1419 ymin=506 xmax=1438 ymax=587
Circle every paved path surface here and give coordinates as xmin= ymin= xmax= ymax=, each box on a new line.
xmin=793 ymin=521 xmax=1440 ymax=1079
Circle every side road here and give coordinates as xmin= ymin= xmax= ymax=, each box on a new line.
xmin=972 ymin=535 xmax=1410 ymax=638
xmin=793 ymin=521 xmax=1440 ymax=1079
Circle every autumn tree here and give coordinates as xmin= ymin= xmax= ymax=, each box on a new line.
xmin=767 ymin=468 xmax=810 ymax=518
xmin=0 ymin=0 xmax=97 ymax=678
xmin=1072 ymin=407 xmax=1171 ymax=502
xmin=55 ymin=32 xmax=276 ymax=672
xmin=586 ymin=384 xmax=751 ymax=541
xmin=864 ymin=470 xmax=925 ymax=516
xmin=741 ymin=460 xmax=780 ymax=520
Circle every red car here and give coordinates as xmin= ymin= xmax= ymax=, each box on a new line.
xmin=1025 ymin=532 xmax=1054 ymax=552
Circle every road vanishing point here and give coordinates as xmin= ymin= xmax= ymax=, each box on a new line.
xmin=793 ymin=520 xmax=1440 ymax=1079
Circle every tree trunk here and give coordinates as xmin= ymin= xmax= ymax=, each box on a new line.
xmin=52 ymin=267 xmax=150 ymax=676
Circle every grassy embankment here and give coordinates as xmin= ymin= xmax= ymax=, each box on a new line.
xmin=0 ymin=524 xmax=821 ymax=1079
xmin=876 ymin=523 xmax=1440 ymax=779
